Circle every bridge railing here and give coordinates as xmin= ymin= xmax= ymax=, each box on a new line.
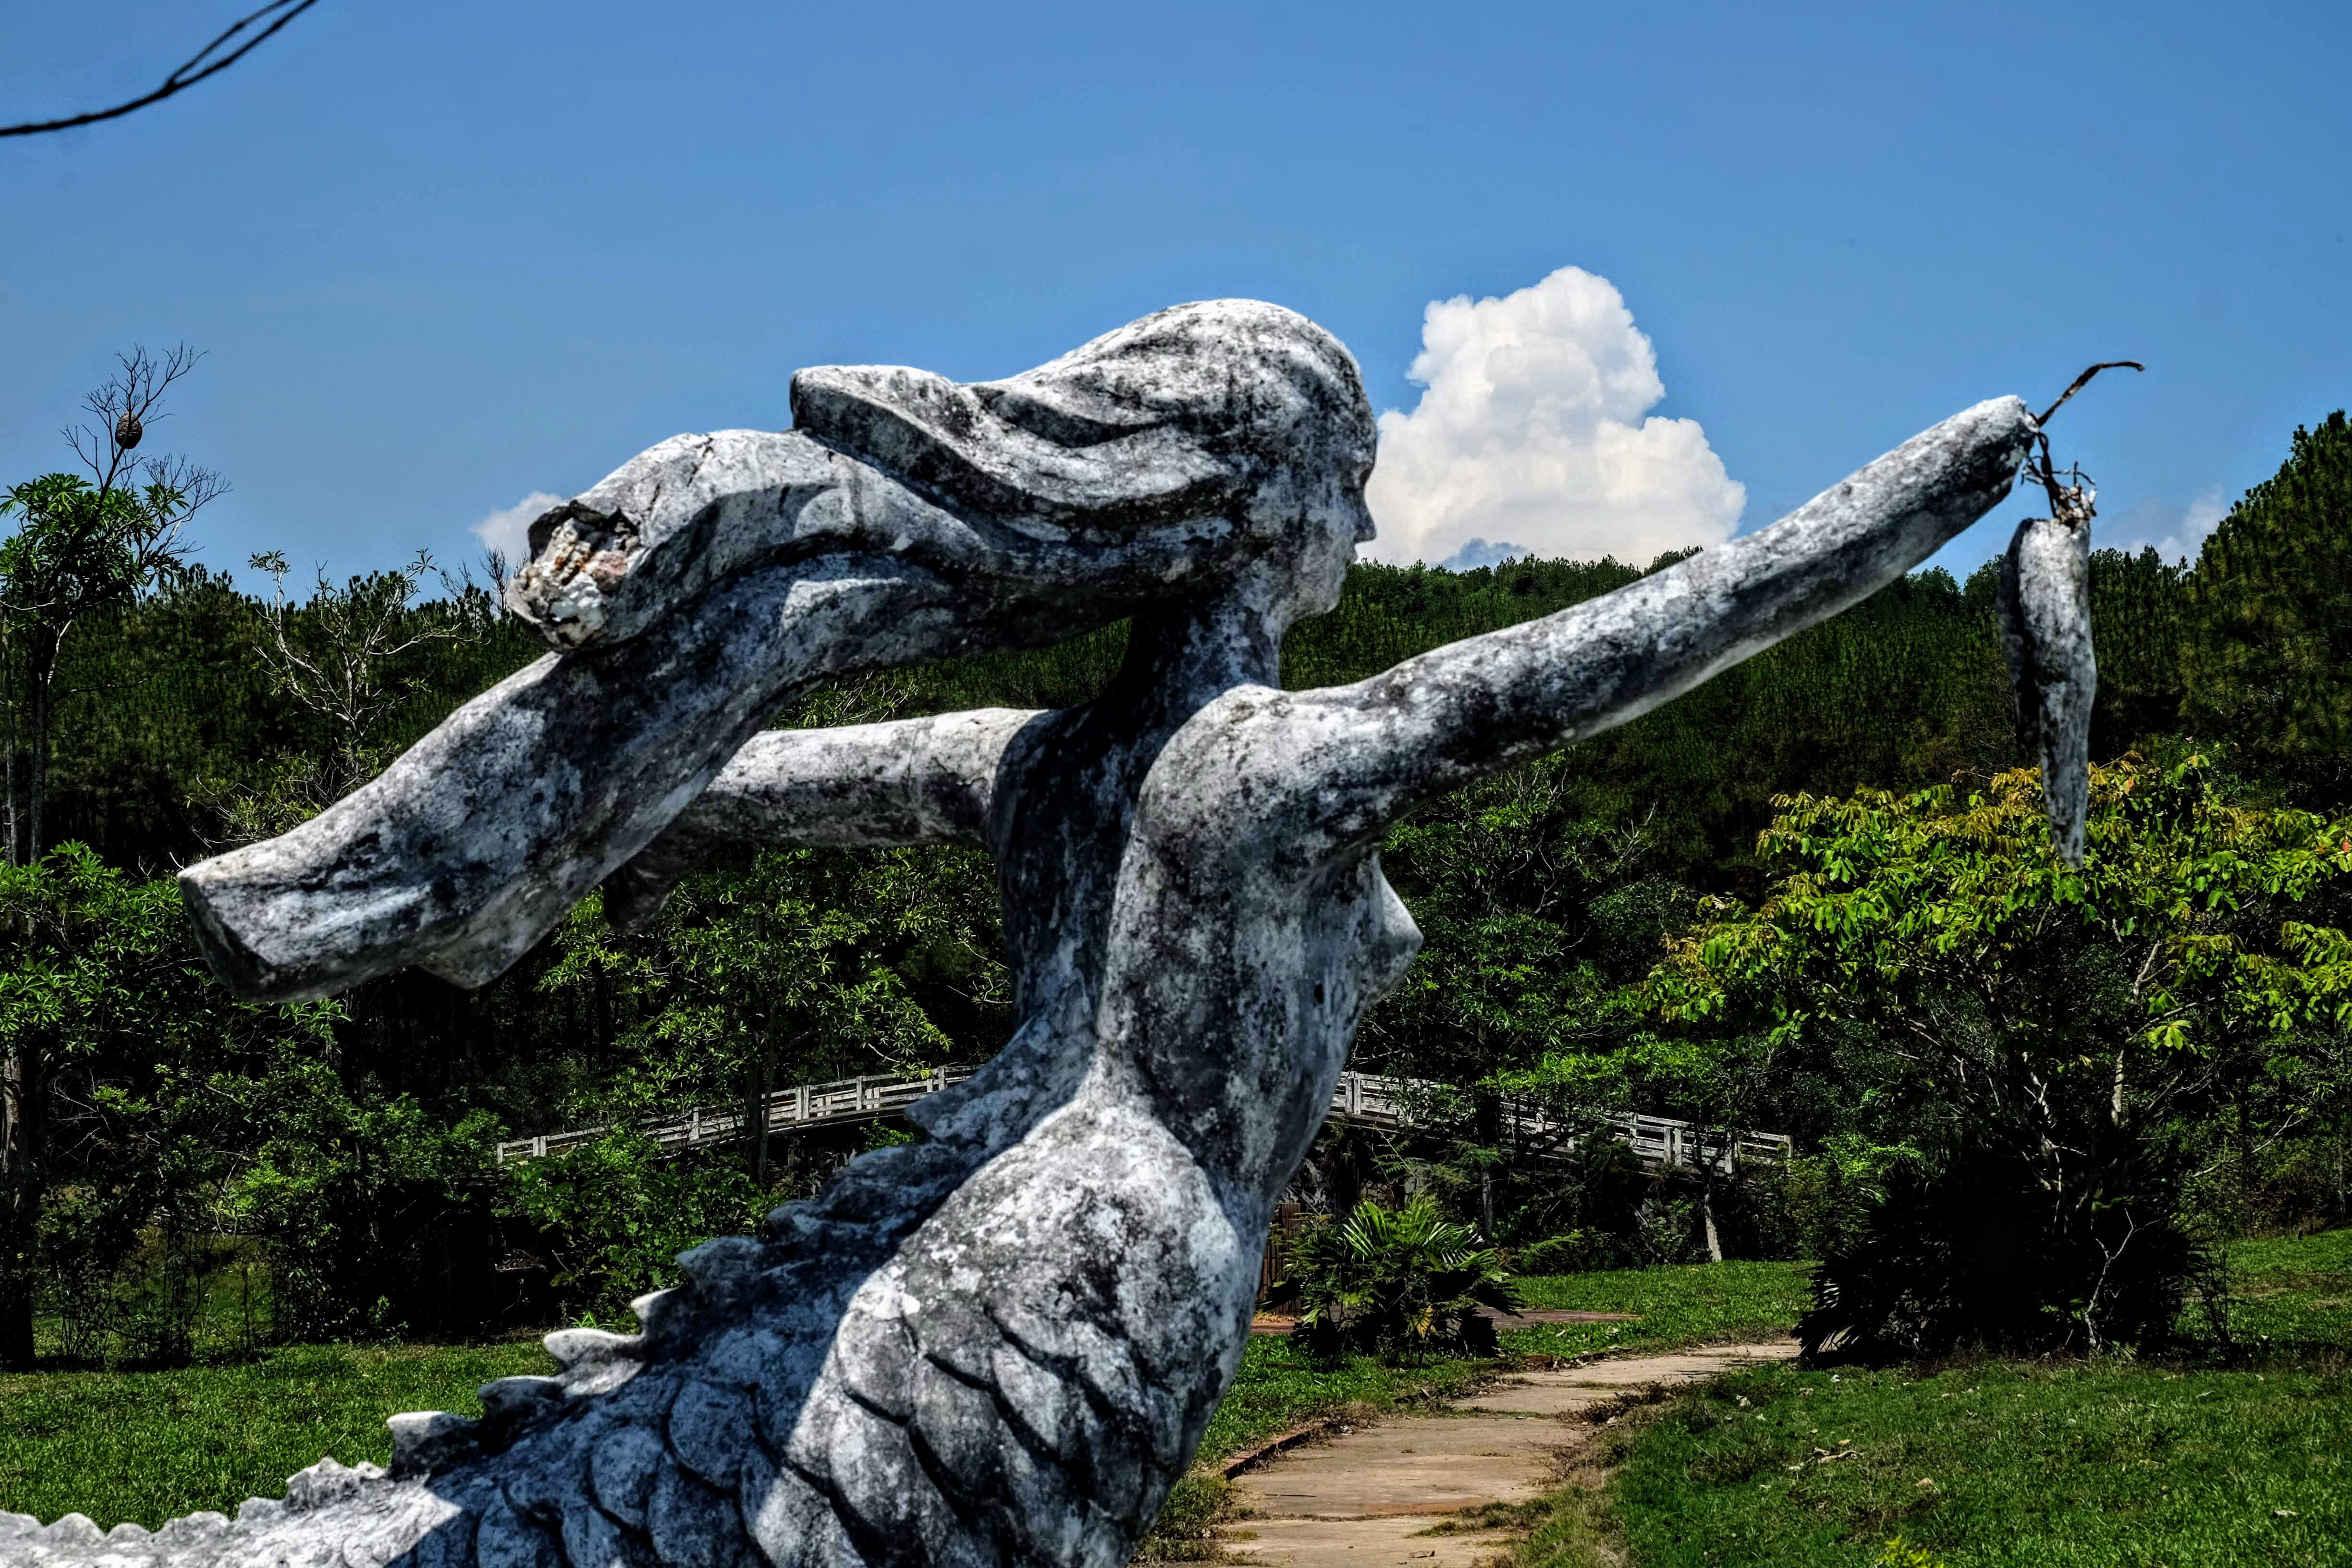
xmin=496 ymin=1065 xmax=1788 ymax=1171
xmin=1326 ymin=1071 xmax=1790 ymax=1171
xmin=494 ymin=1066 xmax=978 ymax=1166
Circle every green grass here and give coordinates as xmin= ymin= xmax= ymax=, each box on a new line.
xmin=1511 ymin=1228 xmax=2352 ymax=1568
xmin=1509 ymin=1259 xmax=1814 ymax=1360
xmin=2220 ymin=1227 xmax=2352 ymax=1353
xmin=0 ymin=1255 xmax=1834 ymax=1546
xmin=1195 ymin=1259 xmax=1813 ymax=1467
xmin=1581 ymin=1355 xmax=2352 ymax=1568
xmin=0 ymin=1341 xmax=554 ymax=1530
xmin=1198 ymin=1336 xmax=1495 ymax=1460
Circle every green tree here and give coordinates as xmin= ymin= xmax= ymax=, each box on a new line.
xmin=1368 ymin=757 xmax=1674 ymax=1085
xmin=0 ymin=845 xmax=384 ymax=1365
xmin=0 ymin=848 xmax=235 ymax=1364
xmin=0 ymin=847 xmax=183 ymax=1364
xmin=496 ymin=1130 xmax=762 ymax=1324
xmin=224 ymin=1051 xmax=500 ymax=1341
xmin=534 ymin=842 xmax=987 ymax=1129
xmin=0 ymin=347 xmax=220 ymax=863
xmin=2182 ymin=410 xmax=2352 ymax=793
xmin=1651 ymin=754 xmax=2352 ymax=1355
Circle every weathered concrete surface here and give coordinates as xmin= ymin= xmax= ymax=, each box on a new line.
xmin=1227 ymin=1343 xmax=1797 ymax=1568
xmin=1997 ymin=512 xmax=2097 ymax=865
xmin=1460 ymin=1344 xmax=1800 ymax=1414
xmin=16 ymin=294 xmax=2045 ymax=1568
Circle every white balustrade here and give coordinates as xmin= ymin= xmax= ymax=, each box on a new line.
xmin=496 ymin=1063 xmax=1787 ymax=1170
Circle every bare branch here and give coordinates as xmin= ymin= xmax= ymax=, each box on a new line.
xmin=0 ymin=2 xmax=325 ymax=139
xmin=66 ymin=344 xmax=208 ymax=501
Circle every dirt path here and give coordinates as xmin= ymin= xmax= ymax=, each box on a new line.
xmin=1221 ymin=1342 xmax=1797 ymax=1568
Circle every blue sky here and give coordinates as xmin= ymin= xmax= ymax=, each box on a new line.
xmin=3 ymin=0 xmax=2346 ymax=586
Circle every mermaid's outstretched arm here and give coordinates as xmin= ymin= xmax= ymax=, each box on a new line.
xmin=600 ymin=707 xmax=1040 ymax=928
xmin=1256 ymin=396 xmax=2038 ymax=852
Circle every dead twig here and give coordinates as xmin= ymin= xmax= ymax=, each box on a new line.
xmin=2021 ymin=360 xmax=2144 ymax=527
xmin=2036 ymin=361 xmax=2144 ymax=429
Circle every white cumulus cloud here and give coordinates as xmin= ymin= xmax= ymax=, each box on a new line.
xmin=472 ymin=490 xmax=565 ymax=568
xmin=2103 ymin=485 xmax=2230 ymax=565
xmin=1362 ymin=266 xmax=1745 ymax=569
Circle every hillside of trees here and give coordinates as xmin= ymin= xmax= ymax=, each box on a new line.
xmin=5 ymin=404 xmax=2349 ymax=1367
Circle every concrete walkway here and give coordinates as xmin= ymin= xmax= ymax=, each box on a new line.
xmin=1222 ymin=1342 xmax=1798 ymax=1568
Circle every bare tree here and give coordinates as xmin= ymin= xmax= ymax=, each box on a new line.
xmin=244 ymin=548 xmax=499 ymax=812
xmin=0 ymin=2 xmax=326 ymax=139
xmin=0 ymin=346 xmax=221 ymax=862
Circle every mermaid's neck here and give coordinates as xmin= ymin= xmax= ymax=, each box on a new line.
xmin=1114 ymin=591 xmax=1287 ymax=710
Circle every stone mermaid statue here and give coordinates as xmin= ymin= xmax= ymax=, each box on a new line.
xmin=4 ymin=301 xmax=2087 ymax=1566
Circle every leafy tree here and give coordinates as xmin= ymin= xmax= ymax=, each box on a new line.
xmin=2084 ymin=546 xmax=2190 ymax=757
xmin=1367 ymin=757 xmax=1674 ymax=1084
xmin=0 ymin=846 xmax=293 ymax=1365
xmin=1277 ymin=1192 xmax=1522 ymax=1361
xmin=0 ymin=842 xmax=453 ymax=1362
xmin=2182 ymin=410 xmax=2352 ymax=794
xmin=224 ymin=1047 xmax=501 ymax=1341
xmin=1651 ymin=754 xmax=2352 ymax=1356
xmin=534 ymin=845 xmax=990 ymax=1143
xmin=496 ymin=1132 xmax=763 ymax=1323
xmin=0 ymin=346 xmax=220 ymax=862
xmin=0 ymin=847 xmax=189 ymax=1364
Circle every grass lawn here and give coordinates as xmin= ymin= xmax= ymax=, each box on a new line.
xmin=1515 ymin=1229 xmax=2352 ymax=1568
xmin=1200 ymin=1258 xmax=1814 ymax=1466
xmin=1512 ymin=1259 xmax=1813 ymax=1360
xmin=0 ymin=1341 xmax=555 ymax=1531
xmin=0 ymin=1254 xmax=1899 ymax=1547
xmin=2221 ymin=1226 xmax=2352 ymax=1353
xmin=1585 ymin=1354 xmax=2352 ymax=1568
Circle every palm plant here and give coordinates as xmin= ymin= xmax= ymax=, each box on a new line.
xmin=1277 ymin=1192 xmax=1523 ymax=1361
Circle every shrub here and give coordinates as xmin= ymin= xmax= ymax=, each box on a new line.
xmin=1797 ymin=1147 xmax=2203 ymax=1362
xmin=496 ymin=1132 xmax=767 ymax=1323
xmin=1277 ymin=1193 xmax=1521 ymax=1361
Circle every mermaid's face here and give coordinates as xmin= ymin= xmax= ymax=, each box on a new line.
xmin=1289 ymin=453 xmax=1378 ymax=618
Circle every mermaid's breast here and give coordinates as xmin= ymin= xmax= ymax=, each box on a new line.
xmin=1360 ymin=856 xmax=1423 ymax=1005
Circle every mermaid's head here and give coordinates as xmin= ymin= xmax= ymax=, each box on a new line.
xmin=793 ymin=299 xmax=1377 ymax=620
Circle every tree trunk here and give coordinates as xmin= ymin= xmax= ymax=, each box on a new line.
xmin=23 ymin=631 xmax=56 ymax=863
xmin=1473 ymin=1089 xmax=1501 ymax=1238
xmin=752 ymin=1041 xmax=774 ymax=1191
xmin=4 ymin=638 xmax=19 ymax=866
xmin=0 ymin=1264 xmax=33 ymax=1370
xmin=0 ymin=1033 xmax=44 ymax=1370
xmin=2237 ymin=1097 xmax=2254 ymax=1234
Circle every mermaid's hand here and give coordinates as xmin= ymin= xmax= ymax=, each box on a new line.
xmin=1996 ymin=514 xmax=2096 ymax=867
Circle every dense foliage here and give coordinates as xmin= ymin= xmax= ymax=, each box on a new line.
xmin=3 ymin=382 xmax=2349 ymax=1363
xmin=1278 ymin=1192 xmax=1522 ymax=1360
xmin=1652 ymin=757 xmax=2352 ymax=1354
xmin=2182 ymin=410 xmax=2352 ymax=796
